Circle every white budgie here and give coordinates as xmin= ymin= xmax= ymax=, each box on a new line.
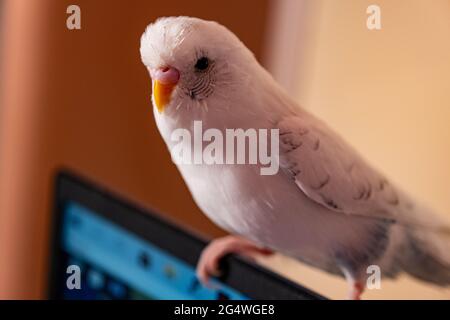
xmin=140 ymin=16 xmax=450 ymax=299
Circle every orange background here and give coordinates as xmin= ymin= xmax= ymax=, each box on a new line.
xmin=0 ymin=0 xmax=269 ymax=299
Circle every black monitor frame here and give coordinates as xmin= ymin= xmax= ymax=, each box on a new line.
xmin=48 ymin=170 xmax=326 ymax=300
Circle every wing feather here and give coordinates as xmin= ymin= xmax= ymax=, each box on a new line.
xmin=277 ymin=114 xmax=409 ymax=222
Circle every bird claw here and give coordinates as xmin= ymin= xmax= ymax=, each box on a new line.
xmin=347 ymin=281 xmax=364 ymax=300
xmin=196 ymin=235 xmax=273 ymax=287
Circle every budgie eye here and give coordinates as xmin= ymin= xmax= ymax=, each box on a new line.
xmin=194 ymin=57 xmax=209 ymax=71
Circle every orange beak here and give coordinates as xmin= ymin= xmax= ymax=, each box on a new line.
xmin=153 ymin=80 xmax=177 ymax=113
xmin=151 ymin=67 xmax=180 ymax=113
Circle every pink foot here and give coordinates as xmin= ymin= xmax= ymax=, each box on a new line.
xmin=348 ymin=282 xmax=364 ymax=300
xmin=196 ymin=235 xmax=273 ymax=286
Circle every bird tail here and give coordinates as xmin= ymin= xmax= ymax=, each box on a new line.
xmin=400 ymin=226 xmax=450 ymax=286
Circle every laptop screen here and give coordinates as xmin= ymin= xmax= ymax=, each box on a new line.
xmin=59 ymin=201 xmax=246 ymax=300
xmin=48 ymin=171 xmax=324 ymax=300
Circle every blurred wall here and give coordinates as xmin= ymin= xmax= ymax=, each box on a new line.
xmin=0 ymin=0 xmax=269 ymax=299
xmin=262 ymin=0 xmax=450 ymax=299
xmin=298 ymin=0 xmax=450 ymax=219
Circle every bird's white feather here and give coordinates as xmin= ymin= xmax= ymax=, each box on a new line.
xmin=140 ymin=16 xmax=450 ymax=288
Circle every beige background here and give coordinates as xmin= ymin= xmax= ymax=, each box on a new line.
xmin=263 ymin=0 xmax=450 ymax=299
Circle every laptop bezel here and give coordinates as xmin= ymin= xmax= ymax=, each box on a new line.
xmin=48 ymin=169 xmax=326 ymax=300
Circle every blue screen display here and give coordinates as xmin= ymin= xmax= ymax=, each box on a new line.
xmin=59 ymin=202 xmax=248 ymax=300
